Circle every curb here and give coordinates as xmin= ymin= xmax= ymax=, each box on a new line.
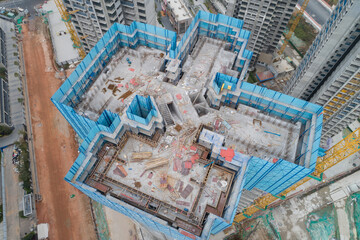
xmin=296 ymin=4 xmax=322 ymax=31
xmin=1 ymin=151 xmax=7 ymax=240
xmin=316 ymin=0 xmax=333 ymax=13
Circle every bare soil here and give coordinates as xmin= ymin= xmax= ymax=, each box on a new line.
xmin=23 ymin=18 xmax=96 ymax=240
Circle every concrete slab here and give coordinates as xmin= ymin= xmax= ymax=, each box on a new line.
xmin=42 ymin=0 xmax=80 ymax=65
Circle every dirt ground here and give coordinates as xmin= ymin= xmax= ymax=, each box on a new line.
xmin=22 ymin=18 xmax=96 ymax=240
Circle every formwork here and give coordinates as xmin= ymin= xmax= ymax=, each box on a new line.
xmin=52 ymin=10 xmax=323 ymax=240
xmin=208 ymin=73 xmax=323 ymax=195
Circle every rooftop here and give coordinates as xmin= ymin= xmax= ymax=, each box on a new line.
xmin=166 ymin=0 xmax=192 ymax=22
xmin=42 ymin=0 xmax=79 ymax=65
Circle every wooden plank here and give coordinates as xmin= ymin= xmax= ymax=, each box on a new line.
xmin=132 ymin=152 xmax=152 ymax=160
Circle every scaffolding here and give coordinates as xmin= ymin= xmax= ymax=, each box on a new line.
xmin=52 ymin=10 xmax=328 ymax=240
xmin=54 ymin=0 xmax=86 ymax=59
xmin=234 ymin=127 xmax=360 ymax=222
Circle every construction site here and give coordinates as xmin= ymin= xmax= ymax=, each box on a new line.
xmin=50 ymin=10 xmax=326 ymax=240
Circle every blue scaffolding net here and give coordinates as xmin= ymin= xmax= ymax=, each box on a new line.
xmin=53 ymin=10 xmax=323 ymax=240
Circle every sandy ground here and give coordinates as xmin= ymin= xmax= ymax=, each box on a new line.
xmin=104 ymin=206 xmax=138 ymax=240
xmin=23 ymin=18 xmax=96 ymax=240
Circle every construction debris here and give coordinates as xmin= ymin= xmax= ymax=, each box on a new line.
xmin=132 ymin=152 xmax=152 ymax=160
xmin=180 ymin=184 xmax=194 ymax=199
xmin=113 ymin=164 xmax=127 ymax=178
xmin=145 ymin=158 xmax=168 ymax=170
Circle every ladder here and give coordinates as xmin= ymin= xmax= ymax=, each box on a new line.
xmin=158 ymin=103 xmax=175 ymax=126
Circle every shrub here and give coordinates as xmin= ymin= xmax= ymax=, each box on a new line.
xmin=15 ymin=132 xmax=33 ymax=194
xmin=0 ymin=124 xmax=14 ymax=137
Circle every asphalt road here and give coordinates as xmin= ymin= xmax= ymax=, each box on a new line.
xmin=298 ymin=0 xmax=331 ymax=26
xmin=0 ymin=0 xmax=44 ymax=14
xmin=155 ymin=0 xmax=175 ymax=32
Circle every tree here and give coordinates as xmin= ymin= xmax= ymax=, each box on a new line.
xmin=0 ymin=67 xmax=6 ymax=79
xmin=0 ymin=124 xmax=14 ymax=136
xmin=15 ymin=132 xmax=32 ymax=194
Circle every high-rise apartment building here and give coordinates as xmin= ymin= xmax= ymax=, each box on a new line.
xmin=214 ymin=0 xmax=297 ymax=65
xmin=0 ymin=27 xmax=10 ymax=126
xmin=63 ymin=0 xmax=156 ymax=52
xmin=284 ymin=0 xmax=360 ymax=146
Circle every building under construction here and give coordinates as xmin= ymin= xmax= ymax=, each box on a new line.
xmin=52 ymin=11 xmax=323 ymax=239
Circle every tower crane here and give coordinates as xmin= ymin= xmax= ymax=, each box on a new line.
xmin=234 ymin=127 xmax=360 ymax=222
xmin=278 ymin=0 xmax=310 ymax=55
xmin=54 ymin=0 xmax=86 ymax=59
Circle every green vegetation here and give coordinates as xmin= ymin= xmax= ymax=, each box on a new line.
xmin=293 ymin=18 xmax=317 ymax=43
xmin=0 ymin=204 xmax=3 ymax=223
xmin=325 ymin=0 xmax=338 ymax=6
xmin=247 ymin=71 xmax=258 ymax=84
xmin=63 ymin=63 xmax=70 ymax=70
xmin=287 ymin=11 xmax=317 ymax=54
xmin=18 ymin=98 xmax=24 ymax=103
xmin=14 ymin=61 xmax=19 ymax=65
xmin=204 ymin=0 xmax=216 ymax=14
xmin=22 ymin=231 xmax=36 ymax=240
xmin=157 ymin=12 xmax=164 ymax=27
xmin=0 ymin=67 xmax=6 ymax=79
xmin=15 ymin=131 xmax=33 ymax=194
xmin=13 ymin=52 xmax=18 ymax=56
xmin=19 ymin=210 xmax=28 ymax=218
xmin=0 ymin=124 xmax=14 ymax=137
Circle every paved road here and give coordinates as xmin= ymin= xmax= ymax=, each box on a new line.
xmin=0 ymin=0 xmax=44 ymax=15
xmin=299 ymin=0 xmax=331 ymax=26
xmin=3 ymin=147 xmax=21 ymax=240
xmin=155 ymin=0 xmax=175 ymax=32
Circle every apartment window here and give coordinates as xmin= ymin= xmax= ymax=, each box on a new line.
xmin=137 ymin=2 xmax=145 ymax=7
xmin=140 ymin=15 xmax=146 ymax=20
xmin=121 ymin=1 xmax=134 ymax=7
xmin=138 ymin=9 xmax=145 ymax=14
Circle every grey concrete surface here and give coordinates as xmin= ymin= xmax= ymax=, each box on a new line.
xmin=0 ymin=0 xmax=44 ymax=15
xmin=0 ymin=125 xmax=24 ymax=148
xmin=299 ymin=0 xmax=331 ymax=26
xmin=1 ymin=149 xmax=7 ymax=240
xmin=3 ymin=146 xmax=21 ymax=240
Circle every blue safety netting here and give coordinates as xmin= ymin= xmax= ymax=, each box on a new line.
xmin=243 ymin=157 xmax=313 ymax=195
xmin=168 ymin=11 xmax=252 ymax=72
xmin=52 ymin=9 xmax=325 ymax=239
xmin=126 ymin=95 xmax=158 ymax=125
xmin=54 ymin=11 xmax=255 ymax=240
xmin=213 ymin=73 xmax=238 ymax=94
xmin=207 ymin=73 xmax=323 ymax=195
